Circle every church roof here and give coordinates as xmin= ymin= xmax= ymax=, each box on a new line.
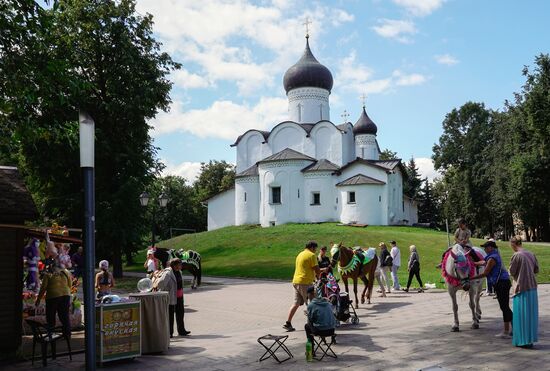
xmin=0 ymin=166 xmax=38 ymax=223
xmin=235 ymin=164 xmax=259 ymax=178
xmin=352 ymin=106 xmax=378 ymax=135
xmin=230 ymin=129 xmax=270 ymax=147
xmin=259 ymin=148 xmax=315 ymax=163
xmin=336 ymin=174 xmax=386 ymax=186
xmin=337 ymin=157 xmax=405 ymax=174
xmin=302 ymin=159 xmax=340 ymax=172
xmin=231 ymin=121 xmax=347 ymax=147
xmin=369 ymin=159 xmax=401 ymax=170
xmin=283 ymin=37 xmax=334 ymax=93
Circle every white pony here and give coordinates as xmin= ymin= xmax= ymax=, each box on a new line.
xmin=441 ymin=244 xmax=486 ymax=332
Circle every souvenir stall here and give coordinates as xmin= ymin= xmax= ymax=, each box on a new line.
xmin=21 ymin=225 xmax=84 ymax=334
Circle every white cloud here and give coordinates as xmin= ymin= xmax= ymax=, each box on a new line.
xmin=372 ymin=19 xmax=417 ymax=43
xmin=336 ymin=52 xmax=427 ymax=95
xmin=393 ymin=70 xmax=428 ymax=86
xmin=162 ymin=161 xmax=203 ymax=183
xmin=152 ymin=97 xmax=288 ymax=140
xmin=136 ymin=0 xmax=353 ymax=95
xmin=435 ymin=53 xmax=459 ymax=66
xmin=392 ymin=0 xmax=445 ymax=17
xmin=416 ymin=157 xmax=441 ymax=182
xmin=171 ymin=68 xmax=211 ymax=89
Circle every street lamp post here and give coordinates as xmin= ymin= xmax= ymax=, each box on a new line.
xmin=79 ymin=111 xmax=96 ymax=371
xmin=139 ymin=191 xmax=168 ymax=247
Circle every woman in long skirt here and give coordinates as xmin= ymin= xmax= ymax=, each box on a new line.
xmin=509 ymin=237 xmax=539 ymax=348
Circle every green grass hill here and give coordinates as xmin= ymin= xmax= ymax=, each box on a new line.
xmin=126 ymin=223 xmax=550 ymax=288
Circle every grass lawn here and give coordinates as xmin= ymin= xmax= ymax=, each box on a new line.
xmin=125 ymin=223 xmax=550 ymax=289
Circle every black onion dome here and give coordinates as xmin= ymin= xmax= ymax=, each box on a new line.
xmin=352 ymin=106 xmax=378 ymax=135
xmin=283 ymin=37 xmax=333 ymax=93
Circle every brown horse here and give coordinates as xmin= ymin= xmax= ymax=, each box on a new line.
xmin=330 ymin=243 xmax=378 ymax=308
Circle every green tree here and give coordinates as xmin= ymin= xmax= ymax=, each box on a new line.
xmin=403 ymin=157 xmax=422 ymax=199
xmin=417 ymin=178 xmax=440 ymax=224
xmin=432 ymin=102 xmax=495 ymax=236
xmin=379 ymin=148 xmax=398 ymax=160
xmin=504 ymin=55 xmax=550 ymax=240
xmin=1 ymin=0 xmax=179 ymax=276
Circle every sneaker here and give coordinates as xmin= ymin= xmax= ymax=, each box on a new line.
xmin=283 ymin=322 xmax=295 ymax=332
xmin=417 ymin=289 xmax=424 ymax=293
xmin=403 ymin=288 xmax=409 ymax=292
xmin=179 ymin=330 xmax=191 ymax=336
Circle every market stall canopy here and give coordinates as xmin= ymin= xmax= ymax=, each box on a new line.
xmin=0 ymin=166 xmax=38 ymax=224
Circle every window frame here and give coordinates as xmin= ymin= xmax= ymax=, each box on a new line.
xmin=311 ymin=191 xmax=321 ymax=206
xmin=348 ymin=191 xmax=356 ymax=204
xmin=270 ymin=186 xmax=281 ymax=205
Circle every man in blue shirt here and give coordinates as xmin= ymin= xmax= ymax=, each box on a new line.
xmin=304 ymin=286 xmax=336 ymax=343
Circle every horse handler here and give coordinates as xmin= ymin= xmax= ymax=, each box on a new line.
xmin=472 ymin=240 xmax=513 ymax=338
xmin=283 ymin=241 xmax=321 ymax=332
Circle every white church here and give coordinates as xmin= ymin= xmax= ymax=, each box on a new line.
xmin=206 ymin=36 xmax=418 ymax=231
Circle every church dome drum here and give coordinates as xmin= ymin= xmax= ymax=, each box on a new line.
xmin=283 ymin=37 xmax=333 ymax=93
xmin=352 ymin=106 xmax=378 ymax=135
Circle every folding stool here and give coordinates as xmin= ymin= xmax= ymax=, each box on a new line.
xmin=313 ymin=334 xmax=337 ymax=361
xmin=257 ymin=334 xmax=293 ymax=363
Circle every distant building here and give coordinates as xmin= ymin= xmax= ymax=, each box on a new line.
xmin=206 ymin=37 xmax=418 ymax=230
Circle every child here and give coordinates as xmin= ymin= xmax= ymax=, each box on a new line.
xmin=144 ymin=250 xmax=160 ymax=275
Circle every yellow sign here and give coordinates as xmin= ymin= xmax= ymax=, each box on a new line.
xmin=97 ymin=302 xmax=141 ymax=362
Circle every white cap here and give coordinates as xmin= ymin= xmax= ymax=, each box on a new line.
xmin=99 ymin=260 xmax=109 ymax=269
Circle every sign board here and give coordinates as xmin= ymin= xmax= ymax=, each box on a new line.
xmin=96 ymin=301 xmax=141 ymax=363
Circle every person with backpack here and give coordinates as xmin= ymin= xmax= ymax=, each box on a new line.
xmin=379 ymin=242 xmax=392 ymax=294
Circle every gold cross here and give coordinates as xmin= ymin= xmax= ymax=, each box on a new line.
xmin=303 ymin=17 xmax=312 ymax=38
xmin=360 ymin=93 xmax=367 ymax=107
xmin=341 ymin=110 xmax=350 ymax=122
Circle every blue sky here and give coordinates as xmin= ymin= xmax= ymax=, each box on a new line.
xmin=134 ymin=0 xmax=550 ymax=182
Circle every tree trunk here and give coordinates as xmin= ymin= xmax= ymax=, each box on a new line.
xmin=112 ymin=250 xmax=123 ymax=278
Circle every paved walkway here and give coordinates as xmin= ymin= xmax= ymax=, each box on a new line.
xmin=9 ymin=278 xmax=550 ymax=371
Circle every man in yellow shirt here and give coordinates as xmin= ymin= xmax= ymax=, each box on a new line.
xmin=283 ymin=241 xmax=321 ymax=332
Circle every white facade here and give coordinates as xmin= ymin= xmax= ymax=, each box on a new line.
xmin=206 ymin=38 xmax=418 ymax=230
xmin=207 ymin=188 xmax=236 ymax=231
xmin=287 ymin=87 xmax=330 ymax=123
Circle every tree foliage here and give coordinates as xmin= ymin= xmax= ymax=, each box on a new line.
xmin=432 ymin=55 xmax=550 ymax=240
xmin=1 ymin=0 xmax=179 ymax=276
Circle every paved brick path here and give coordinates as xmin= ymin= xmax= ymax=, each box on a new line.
xmin=9 ymin=277 xmax=550 ymax=370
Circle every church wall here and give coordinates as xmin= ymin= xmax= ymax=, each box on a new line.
xmin=236 ymin=131 xmax=269 ymax=173
xmin=207 ymin=188 xmax=236 ymax=231
xmin=355 ymin=134 xmax=379 ymax=160
xmin=342 ymin=126 xmax=355 ymax=164
xmin=310 ymin=122 xmax=343 ymax=166
xmin=258 ymin=160 xmax=309 ymax=227
xmin=235 ymin=177 xmax=260 ymax=225
xmin=403 ymin=197 xmax=418 ymax=225
xmin=304 ymin=172 xmax=337 ymax=222
xmin=386 ymin=171 xmax=404 ymax=225
xmin=287 ymin=87 xmax=330 ymax=123
xmin=270 ymin=124 xmax=306 ymax=155
xmin=339 ymin=163 xmax=387 ymax=184
xmin=337 ymin=185 xmax=385 ymax=225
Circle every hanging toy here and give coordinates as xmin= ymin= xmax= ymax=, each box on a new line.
xmin=23 ymin=238 xmax=40 ymax=291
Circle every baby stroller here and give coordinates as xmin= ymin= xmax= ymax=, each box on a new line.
xmin=319 ymin=273 xmax=359 ymax=325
